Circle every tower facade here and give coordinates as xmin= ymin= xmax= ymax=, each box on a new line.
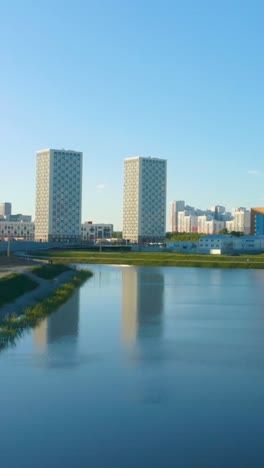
xmin=251 ymin=207 xmax=264 ymax=235
xmin=35 ymin=149 xmax=82 ymax=242
xmin=123 ymin=157 xmax=167 ymax=243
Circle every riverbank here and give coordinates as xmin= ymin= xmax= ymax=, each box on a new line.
xmin=31 ymin=250 xmax=264 ymax=269
xmin=0 ymin=255 xmax=38 ymax=278
xmin=0 ymin=273 xmax=39 ymax=307
xmin=0 ymin=264 xmax=92 ymax=350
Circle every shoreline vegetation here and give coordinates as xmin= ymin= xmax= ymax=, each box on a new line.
xmin=0 ymin=264 xmax=92 ymax=351
xmin=30 ymin=250 xmax=264 ymax=269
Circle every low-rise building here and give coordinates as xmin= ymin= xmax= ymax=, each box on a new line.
xmin=199 ymin=234 xmax=264 ymax=254
xmin=199 ymin=235 xmax=234 ymax=253
xmin=166 ymin=241 xmax=198 ymax=252
xmin=81 ymin=222 xmax=113 ymax=241
xmin=6 ymin=214 xmax=32 ymax=222
xmin=0 ymin=221 xmax=35 ymax=240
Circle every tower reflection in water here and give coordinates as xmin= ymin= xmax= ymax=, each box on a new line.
xmin=122 ymin=267 xmax=164 ymax=344
xmin=122 ymin=267 xmax=165 ymax=403
xmin=34 ymin=289 xmax=80 ymax=365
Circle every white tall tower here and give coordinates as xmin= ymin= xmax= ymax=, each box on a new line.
xmin=170 ymin=200 xmax=185 ymax=232
xmin=123 ymin=156 xmax=167 ymax=243
xmin=35 ymin=149 xmax=82 ymax=242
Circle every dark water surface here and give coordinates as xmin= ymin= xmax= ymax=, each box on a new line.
xmin=1 ymin=265 xmax=264 ymax=468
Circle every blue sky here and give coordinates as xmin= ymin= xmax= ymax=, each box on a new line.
xmin=1 ymin=0 xmax=264 ymax=229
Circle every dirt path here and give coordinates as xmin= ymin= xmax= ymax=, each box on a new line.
xmin=0 ymin=256 xmax=43 ymax=278
xmin=0 ymin=269 xmax=77 ymax=320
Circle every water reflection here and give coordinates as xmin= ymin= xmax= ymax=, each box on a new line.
xmin=3 ymin=266 xmax=264 ymax=467
xmin=34 ymin=290 xmax=80 ymax=367
xmin=122 ymin=268 xmax=164 ymax=344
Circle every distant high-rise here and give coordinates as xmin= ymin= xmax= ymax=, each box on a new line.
xmin=170 ymin=200 xmax=185 ymax=232
xmin=233 ymin=207 xmax=250 ymax=234
xmin=213 ymin=205 xmax=225 ymax=221
xmin=35 ymin=149 xmax=82 ymax=242
xmin=123 ymin=156 xmax=167 ymax=243
xmin=0 ymin=202 xmax=11 ymax=218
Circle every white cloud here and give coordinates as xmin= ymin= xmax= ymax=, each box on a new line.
xmin=248 ymin=170 xmax=261 ymax=176
xmin=96 ymin=184 xmax=106 ymax=190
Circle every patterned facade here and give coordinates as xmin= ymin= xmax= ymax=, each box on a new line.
xmin=35 ymin=149 xmax=82 ymax=242
xmin=123 ymin=157 xmax=167 ymax=243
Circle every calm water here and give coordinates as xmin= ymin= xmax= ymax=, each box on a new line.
xmin=1 ymin=265 xmax=264 ymax=468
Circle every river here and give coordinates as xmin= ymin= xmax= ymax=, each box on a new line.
xmin=1 ymin=265 xmax=264 ymax=468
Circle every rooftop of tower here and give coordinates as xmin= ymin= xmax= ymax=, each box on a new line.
xmin=124 ymin=156 xmax=166 ymax=161
xmin=36 ymin=148 xmax=82 ymax=154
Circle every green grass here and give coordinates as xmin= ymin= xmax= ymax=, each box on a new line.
xmin=30 ymin=250 xmax=264 ymax=269
xmin=0 ymin=269 xmax=92 ymax=351
xmin=0 ymin=273 xmax=38 ymax=307
xmin=32 ymin=263 xmax=71 ymax=279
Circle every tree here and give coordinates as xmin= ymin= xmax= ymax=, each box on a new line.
xmin=166 ymin=232 xmax=205 ymax=242
xmin=219 ymin=228 xmax=229 ymax=234
xmin=112 ymin=231 xmax=122 ymax=239
xmin=230 ymin=231 xmax=244 ymax=237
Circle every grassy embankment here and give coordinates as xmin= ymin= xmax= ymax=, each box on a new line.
xmin=32 ymin=263 xmax=71 ymax=279
xmin=0 ymin=273 xmax=38 ymax=307
xmin=0 ymin=266 xmax=92 ymax=350
xmin=31 ymin=250 xmax=264 ymax=269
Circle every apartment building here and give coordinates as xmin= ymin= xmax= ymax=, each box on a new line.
xmin=35 ymin=149 xmax=82 ymax=242
xmin=123 ymin=157 xmax=167 ymax=243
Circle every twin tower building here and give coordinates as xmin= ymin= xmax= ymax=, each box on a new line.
xmin=35 ymin=149 xmax=167 ymax=244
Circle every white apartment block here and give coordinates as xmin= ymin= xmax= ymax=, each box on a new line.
xmin=81 ymin=223 xmax=113 ymax=241
xmin=170 ymin=200 xmax=185 ymax=232
xmin=204 ymin=219 xmax=225 ymax=234
xmin=123 ymin=157 xmax=167 ymax=243
xmin=197 ymin=215 xmax=210 ymax=233
xmin=177 ymin=212 xmax=198 ymax=233
xmin=233 ymin=208 xmax=250 ymax=234
xmin=177 ymin=211 xmax=225 ymax=234
xmin=0 ymin=221 xmax=34 ymax=240
xmin=35 ymin=149 xmax=82 ymax=242
xmin=225 ymin=220 xmax=234 ymax=232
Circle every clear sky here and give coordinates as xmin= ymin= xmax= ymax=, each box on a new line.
xmin=1 ymin=0 xmax=264 ymax=229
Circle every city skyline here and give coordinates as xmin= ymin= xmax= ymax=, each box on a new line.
xmin=0 ymin=181 xmax=261 ymax=234
xmin=1 ymin=2 xmax=264 ymax=229
xmin=2 ymin=145 xmax=264 ymax=231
